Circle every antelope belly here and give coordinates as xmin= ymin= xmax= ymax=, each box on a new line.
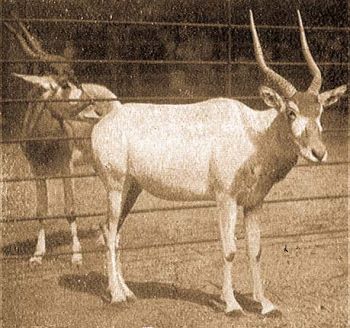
xmin=128 ymin=134 xmax=214 ymax=201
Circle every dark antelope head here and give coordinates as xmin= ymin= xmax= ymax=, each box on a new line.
xmin=250 ymin=10 xmax=347 ymax=163
xmin=5 ymin=12 xmax=74 ymax=81
xmin=5 ymin=13 xmax=91 ymax=119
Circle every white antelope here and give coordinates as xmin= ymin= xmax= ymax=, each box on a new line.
xmin=6 ymin=15 xmax=118 ymax=265
xmin=84 ymin=11 xmax=346 ymax=314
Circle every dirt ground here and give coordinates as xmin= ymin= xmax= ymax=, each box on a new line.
xmin=1 ymin=112 xmax=349 ymax=328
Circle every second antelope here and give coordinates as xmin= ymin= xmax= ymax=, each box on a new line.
xmin=6 ymin=14 xmax=118 ymax=265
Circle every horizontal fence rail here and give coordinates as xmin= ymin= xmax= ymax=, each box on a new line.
xmin=1 ymin=94 xmax=349 ymax=105
xmin=1 ymin=17 xmax=350 ymax=32
xmin=1 ymin=128 xmax=348 ymax=145
xmin=2 ymin=161 xmax=349 ymax=184
xmin=2 ymin=226 xmax=346 ymax=262
xmin=2 ymin=95 xmax=262 ymax=104
xmin=2 ymin=194 xmax=348 ymax=224
xmin=1 ymin=59 xmax=349 ymax=66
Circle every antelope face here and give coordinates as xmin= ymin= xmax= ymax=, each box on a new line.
xmin=52 ymin=80 xmax=83 ymax=104
xmin=260 ymin=85 xmax=347 ymax=163
xmin=14 ymin=73 xmax=86 ymax=113
xmin=286 ymin=92 xmax=326 ymax=162
xmin=287 ymin=86 xmax=347 ymax=162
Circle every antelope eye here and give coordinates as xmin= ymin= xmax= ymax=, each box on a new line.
xmin=286 ymin=108 xmax=297 ymax=120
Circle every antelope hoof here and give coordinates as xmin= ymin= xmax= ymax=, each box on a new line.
xmin=107 ymin=284 xmax=128 ymax=303
xmin=261 ymin=298 xmax=277 ymax=315
xmin=225 ymin=252 xmax=235 ymax=262
xmin=96 ymin=233 xmax=106 ymax=246
xmin=122 ymin=285 xmax=136 ymax=300
xmin=126 ymin=291 xmax=137 ymax=301
xmin=224 ymin=298 xmax=244 ymax=315
xmin=110 ymin=296 xmax=127 ymax=304
xmin=225 ymin=304 xmax=245 ymax=316
xmin=110 ymin=290 xmax=127 ymax=303
xmin=29 ymin=256 xmax=43 ymax=265
xmin=71 ymin=253 xmax=83 ymax=266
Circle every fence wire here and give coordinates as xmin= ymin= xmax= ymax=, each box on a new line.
xmin=2 ymin=194 xmax=348 ymax=224
xmin=1 ymin=160 xmax=349 ymax=184
xmin=1 ymin=95 xmax=258 ymax=104
xmin=1 ymin=59 xmax=349 ymax=66
xmin=1 ymin=127 xmax=348 ymax=145
xmin=2 ymin=17 xmax=350 ymax=32
xmin=2 ymin=226 xmax=347 ymax=263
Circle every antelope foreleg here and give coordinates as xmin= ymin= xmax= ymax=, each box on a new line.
xmin=63 ymin=165 xmax=82 ymax=265
xmin=30 ymin=179 xmax=48 ymax=264
xmin=244 ymin=206 xmax=276 ymax=315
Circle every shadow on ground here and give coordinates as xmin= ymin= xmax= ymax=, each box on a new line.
xmin=58 ymin=271 xmax=269 ymax=315
xmin=2 ymin=229 xmax=97 ymax=256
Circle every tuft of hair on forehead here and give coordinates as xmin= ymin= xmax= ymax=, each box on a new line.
xmin=290 ymin=92 xmax=322 ymax=117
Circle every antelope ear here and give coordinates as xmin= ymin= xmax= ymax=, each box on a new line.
xmin=13 ymin=73 xmax=58 ymax=90
xmin=318 ymin=84 xmax=347 ymax=108
xmin=259 ymin=86 xmax=286 ymax=112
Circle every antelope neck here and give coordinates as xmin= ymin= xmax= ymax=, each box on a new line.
xmin=259 ymin=113 xmax=299 ymax=164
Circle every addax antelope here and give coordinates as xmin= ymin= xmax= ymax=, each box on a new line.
xmin=82 ymin=11 xmax=346 ymax=314
xmin=6 ymin=14 xmax=119 ymax=265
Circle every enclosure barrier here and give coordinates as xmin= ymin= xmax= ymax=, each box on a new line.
xmin=2 ymin=16 xmax=350 ymax=31
xmin=2 ymin=194 xmax=348 ymax=224
xmin=1 ymin=10 xmax=348 ymax=261
xmin=2 ymin=226 xmax=347 ymax=262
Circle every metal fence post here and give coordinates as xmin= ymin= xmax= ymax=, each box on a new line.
xmin=227 ymin=0 xmax=232 ymax=98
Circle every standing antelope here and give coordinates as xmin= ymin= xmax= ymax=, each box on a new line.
xmin=5 ymin=15 xmax=118 ymax=265
xmin=84 ymin=11 xmax=346 ymax=314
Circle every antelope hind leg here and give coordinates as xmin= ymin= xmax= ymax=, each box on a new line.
xmin=217 ymin=194 xmax=244 ymax=314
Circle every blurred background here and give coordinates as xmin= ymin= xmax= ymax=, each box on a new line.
xmin=1 ymin=0 xmax=348 ymax=137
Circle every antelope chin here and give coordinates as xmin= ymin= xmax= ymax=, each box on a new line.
xmin=68 ymin=88 xmax=83 ymax=103
xmin=299 ymin=147 xmax=327 ymax=163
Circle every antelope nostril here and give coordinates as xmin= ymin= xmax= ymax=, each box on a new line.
xmin=311 ymin=148 xmax=326 ymax=161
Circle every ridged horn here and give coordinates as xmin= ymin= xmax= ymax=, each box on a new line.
xmin=249 ymin=10 xmax=297 ymax=98
xmin=4 ymin=22 xmax=41 ymax=58
xmin=6 ymin=12 xmax=74 ymax=79
xmin=12 ymin=12 xmax=47 ymax=56
xmin=297 ymin=10 xmax=322 ymax=94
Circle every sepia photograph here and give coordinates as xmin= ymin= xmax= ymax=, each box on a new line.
xmin=1 ymin=0 xmax=348 ymax=327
